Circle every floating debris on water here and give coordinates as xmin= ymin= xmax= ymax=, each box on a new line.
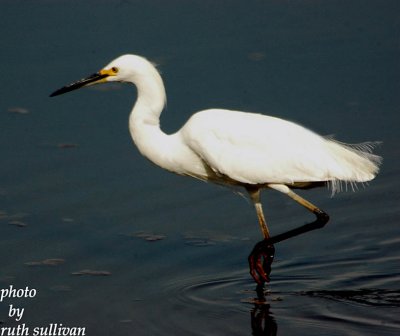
xmin=184 ymin=238 xmax=216 ymax=247
xmin=8 ymin=220 xmax=27 ymax=228
xmin=25 ymin=258 xmax=65 ymax=266
xmin=301 ymin=289 xmax=400 ymax=307
xmin=183 ymin=231 xmax=246 ymax=246
xmin=130 ymin=231 xmax=166 ymax=242
xmin=6 ymin=212 xmax=29 ymax=221
xmin=71 ymin=269 xmax=111 ymax=276
xmin=247 ymin=52 xmax=266 ymax=61
xmin=119 ymin=320 xmax=133 ymax=324
xmin=132 ymin=298 xmax=143 ymax=302
xmin=1 ymin=212 xmax=29 ymax=225
xmin=7 ymin=107 xmax=29 ymax=114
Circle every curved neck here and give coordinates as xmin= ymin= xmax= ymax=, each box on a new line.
xmin=123 ymin=56 xmax=206 ymax=178
xmin=128 ymin=64 xmax=174 ymax=170
xmin=130 ymin=64 xmax=167 ymax=126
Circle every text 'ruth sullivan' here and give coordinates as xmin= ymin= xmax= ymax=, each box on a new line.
xmin=0 ymin=323 xmax=86 ymax=336
xmin=1 ymin=285 xmax=86 ymax=335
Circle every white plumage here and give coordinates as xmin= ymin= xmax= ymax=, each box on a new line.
xmin=50 ymin=54 xmax=382 ymax=282
xmin=91 ymin=54 xmax=380 ymax=193
xmin=181 ymin=110 xmax=380 ymax=193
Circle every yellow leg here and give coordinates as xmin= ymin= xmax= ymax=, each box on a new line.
xmin=247 ymin=188 xmax=271 ymax=239
xmin=267 ymin=183 xmax=327 ymax=218
xmin=248 ymin=184 xmax=329 ymax=284
xmin=286 ymin=190 xmax=322 ymax=214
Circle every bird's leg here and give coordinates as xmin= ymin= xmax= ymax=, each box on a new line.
xmin=265 ymin=189 xmax=330 ymax=244
xmin=248 ymin=243 xmax=275 ymax=284
xmin=249 ymin=185 xmax=330 ymax=284
xmin=247 ymin=187 xmax=271 ymax=239
xmin=247 ymin=187 xmax=275 ymax=284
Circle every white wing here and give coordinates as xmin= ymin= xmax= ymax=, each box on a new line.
xmin=180 ymin=109 xmax=381 ymax=188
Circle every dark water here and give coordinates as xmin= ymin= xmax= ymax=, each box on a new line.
xmin=1 ymin=1 xmax=399 ymax=335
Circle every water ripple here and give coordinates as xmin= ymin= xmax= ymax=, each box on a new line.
xmin=165 ymin=273 xmax=254 ymax=311
xmin=154 ymin=270 xmax=400 ymax=336
xmin=300 ymin=288 xmax=400 ymax=307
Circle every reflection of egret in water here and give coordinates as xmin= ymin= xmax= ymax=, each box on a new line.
xmin=251 ymin=304 xmax=277 ymax=336
xmin=250 ymin=247 xmax=276 ymax=336
xmin=135 ymin=262 xmax=400 ymax=335
xmin=250 ymin=285 xmax=278 ymax=336
xmin=50 ymin=54 xmax=381 ymax=284
xmin=159 ymin=272 xmax=280 ymax=335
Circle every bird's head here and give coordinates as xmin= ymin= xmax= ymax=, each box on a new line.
xmin=49 ymin=54 xmax=152 ymax=97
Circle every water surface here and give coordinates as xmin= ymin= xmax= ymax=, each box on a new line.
xmin=0 ymin=1 xmax=399 ymax=335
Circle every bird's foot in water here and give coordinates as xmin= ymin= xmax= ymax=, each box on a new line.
xmin=248 ymin=240 xmax=275 ymax=285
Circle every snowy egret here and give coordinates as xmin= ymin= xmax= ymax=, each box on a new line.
xmin=50 ymin=54 xmax=382 ymax=284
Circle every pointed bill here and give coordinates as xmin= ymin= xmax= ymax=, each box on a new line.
xmin=49 ymin=72 xmax=109 ymax=97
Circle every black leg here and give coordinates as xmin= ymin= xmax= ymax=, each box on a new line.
xmin=269 ymin=209 xmax=329 ymax=245
xmin=249 ymin=209 xmax=329 ymax=284
xmin=248 ymin=243 xmax=275 ymax=285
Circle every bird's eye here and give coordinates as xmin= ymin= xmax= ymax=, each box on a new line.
xmin=111 ymin=67 xmax=119 ymax=74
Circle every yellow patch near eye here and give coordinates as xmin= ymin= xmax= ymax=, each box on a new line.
xmin=100 ymin=68 xmax=118 ymax=76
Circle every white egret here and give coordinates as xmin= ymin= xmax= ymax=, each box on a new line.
xmin=50 ymin=54 xmax=382 ymax=284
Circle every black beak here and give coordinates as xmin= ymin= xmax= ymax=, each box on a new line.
xmin=49 ymin=72 xmax=109 ymax=97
